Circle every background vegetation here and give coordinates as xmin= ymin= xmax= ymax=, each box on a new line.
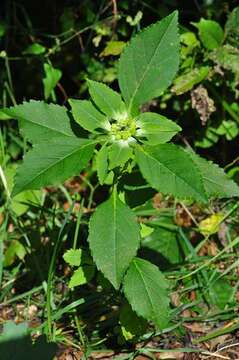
xmin=0 ymin=1 xmax=239 ymax=359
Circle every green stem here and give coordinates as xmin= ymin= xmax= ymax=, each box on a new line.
xmin=0 ymin=165 xmax=10 ymax=199
xmin=80 ymin=174 xmax=96 ymax=209
xmin=178 ymin=235 xmax=239 ymax=280
xmin=72 ymin=199 xmax=88 ymax=354
xmin=0 ymin=212 xmax=9 ymax=287
xmin=1 ymin=285 xmax=43 ymax=306
xmin=46 ymin=203 xmax=74 ymax=340
xmin=73 ymin=200 xmax=84 ymax=249
xmin=5 ymin=57 xmax=14 ymax=97
xmin=74 ymin=315 xmax=86 ymax=354
xmin=222 ymin=100 xmax=239 ymax=124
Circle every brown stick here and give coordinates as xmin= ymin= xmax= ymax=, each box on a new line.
xmin=112 ymin=0 xmax=118 ymax=32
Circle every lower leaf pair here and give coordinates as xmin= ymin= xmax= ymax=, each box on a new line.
xmin=88 ymin=188 xmax=170 ymax=329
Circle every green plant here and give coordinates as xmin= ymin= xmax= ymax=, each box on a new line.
xmin=168 ymin=7 xmax=239 ymax=153
xmin=0 ymin=321 xmax=57 ymax=360
xmin=3 ymin=11 xmax=239 ymax=332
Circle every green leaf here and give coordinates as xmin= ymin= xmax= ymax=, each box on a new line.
xmin=195 ymin=127 xmax=219 ymax=149
xmin=180 ymin=32 xmax=199 ymax=57
xmin=120 ymin=302 xmax=147 ymax=341
xmin=11 ymin=190 xmax=42 ymax=215
xmin=101 ymin=41 xmax=126 ymax=57
xmin=5 ymin=165 xmax=42 ymax=216
xmin=0 ymin=22 xmax=6 ymax=37
xmin=0 ymin=321 xmax=28 ymax=343
xmin=142 ymin=224 xmax=181 ymax=264
xmin=172 ymin=66 xmax=209 ymax=95
xmin=189 ymin=151 xmax=239 ymax=198
xmin=5 ymin=101 xmax=75 ymax=143
xmin=69 ymin=266 xmax=95 ymax=288
xmin=12 ymin=138 xmax=95 ymax=196
xmin=63 ymin=248 xmax=92 ymax=266
xmin=23 ymin=43 xmax=46 ymax=55
xmin=96 ymin=144 xmax=109 ymax=185
xmin=63 ymin=249 xmax=83 ymax=266
xmin=88 ymin=189 xmax=140 ymax=289
xmin=43 ymin=63 xmax=62 ymax=100
xmin=119 ymin=11 xmax=179 ymax=112
xmin=108 ymin=142 xmax=133 ymax=169
xmin=123 ymin=257 xmax=170 ymax=329
xmin=136 ymin=112 xmax=181 ymax=145
xmin=216 ymin=120 xmax=239 ymax=140
xmin=209 ymin=45 xmax=239 ymax=75
xmin=4 ymin=240 xmax=26 ymax=267
xmin=63 ymin=249 xmax=92 ymax=266
xmin=88 ymin=80 xmax=126 ymax=118
xmin=136 ymin=144 xmax=207 ymax=202
xmin=206 ymin=273 xmax=234 ymax=310
xmin=126 ymin=11 xmax=143 ymax=27
xmin=69 ymin=99 xmax=110 ymax=133
xmin=5 ymin=101 xmax=95 ymax=196
xmin=193 ymin=19 xmax=224 ymax=50
xmin=228 ymin=166 xmax=239 ymax=181
xmin=0 ymin=110 xmax=11 ymax=121
xmin=225 ymin=6 xmax=239 ymax=45
xmin=140 ymin=223 xmax=154 ymax=238
xmin=0 ymin=321 xmax=57 ymax=360
xmin=199 ymin=213 xmax=224 ymax=236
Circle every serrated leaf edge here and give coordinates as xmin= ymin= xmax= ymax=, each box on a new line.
xmin=88 ymin=192 xmax=140 ymax=289
xmin=123 ymin=258 xmax=170 ymax=327
xmin=87 ymin=79 xmax=126 ymax=118
xmin=119 ymin=10 xmax=179 ymax=111
xmin=136 ymin=144 xmax=208 ymax=203
xmin=6 ymin=100 xmax=74 ymax=141
xmin=12 ymin=140 xmax=95 ymax=196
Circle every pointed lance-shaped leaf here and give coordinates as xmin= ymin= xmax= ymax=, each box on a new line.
xmin=87 ymin=80 xmax=126 ymax=118
xmin=135 ymin=144 xmax=208 ymax=203
xmin=119 ymin=11 xmax=179 ymax=112
xmin=193 ymin=18 xmax=224 ymax=50
xmin=4 ymin=100 xmax=75 ymax=143
xmin=108 ymin=141 xmax=133 ymax=170
xmin=12 ymin=138 xmax=95 ymax=196
xmin=69 ymin=99 xmax=110 ymax=133
xmin=136 ymin=112 xmax=181 ymax=145
xmin=189 ymin=151 xmax=239 ymax=198
xmin=43 ymin=63 xmax=62 ymax=100
xmin=123 ymin=257 xmax=170 ymax=329
xmin=96 ymin=143 xmax=109 ymax=185
xmin=88 ymin=189 xmax=140 ymax=289
xmin=5 ymin=100 xmax=96 ymax=196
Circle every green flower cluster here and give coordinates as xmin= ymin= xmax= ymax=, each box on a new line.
xmin=110 ymin=116 xmax=137 ymax=141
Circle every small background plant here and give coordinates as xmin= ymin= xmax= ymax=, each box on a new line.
xmin=1 ymin=1 xmax=239 ymax=359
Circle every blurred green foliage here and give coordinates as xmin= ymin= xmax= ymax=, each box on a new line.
xmin=0 ymin=1 xmax=239 ymax=356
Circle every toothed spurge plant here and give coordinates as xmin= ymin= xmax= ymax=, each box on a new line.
xmin=4 ymin=11 xmax=239 ymax=331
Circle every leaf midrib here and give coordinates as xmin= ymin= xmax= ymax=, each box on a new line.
xmin=14 ymin=141 xmax=93 ymax=193
xmin=90 ymin=83 xmax=118 ymax=116
xmin=13 ymin=106 xmax=74 ymax=139
xmin=128 ymin=14 xmax=176 ymax=111
xmin=133 ymin=260 xmax=157 ymax=321
xmin=138 ymin=147 xmax=206 ymax=201
xmin=77 ymin=102 xmax=106 ymax=127
xmin=112 ymin=191 xmax=118 ymax=288
xmin=202 ymin=175 xmax=238 ymax=195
